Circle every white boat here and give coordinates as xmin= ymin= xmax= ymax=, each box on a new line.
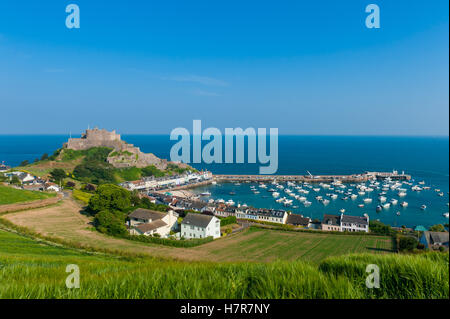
xmin=438 ymin=192 xmax=444 ymax=197
xmin=400 ymin=201 xmax=408 ymax=207
xmin=313 ymin=188 xmax=320 ymax=192
xmin=411 ymin=185 xmax=422 ymax=191
xmin=390 ymin=199 xmax=398 ymax=205
xmin=339 ymin=208 xmax=345 ymax=213
xmin=363 ymin=198 xmax=373 ymax=203
xmin=216 ymin=199 xmax=225 ymax=203
xmin=443 ymin=212 xmax=449 ymax=218
xmin=226 ymin=199 xmax=235 ymax=206
xmin=396 ymin=211 xmax=401 ymax=216
xmin=330 ymin=194 xmax=338 ymax=200
xmin=358 ymin=191 xmax=366 ymax=196
xmin=322 ymin=199 xmax=330 ymax=205
xmin=383 ymin=203 xmax=391 ymax=209
xmin=211 ymin=181 xmax=217 ymax=185
xmin=304 ymin=201 xmax=312 ymax=206
xmin=420 ymin=205 xmax=427 ymax=210
xmin=315 ymin=196 xmax=323 ymax=201
xmin=398 ymin=191 xmax=407 ymax=197
xmin=298 ymin=196 xmax=307 ymax=202
xmin=259 ymin=183 xmax=267 ymax=188
xmin=358 ymin=204 xmax=364 ymax=208
xmin=272 ymin=192 xmax=280 ymax=198
xmin=200 ymin=191 xmax=211 ymax=196
xmin=378 ymin=196 xmax=387 ymax=203
xmin=350 ymin=194 xmax=358 ymax=200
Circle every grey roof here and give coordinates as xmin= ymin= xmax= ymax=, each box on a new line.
xmin=128 ymin=208 xmax=165 ymax=221
xmin=341 ymin=214 xmax=368 ymax=225
xmin=424 ymin=231 xmax=449 ymax=246
xmin=322 ymin=214 xmax=340 ymax=226
xmin=182 ymin=213 xmax=215 ymax=228
xmin=287 ymin=214 xmax=311 ymax=226
xmin=135 ymin=219 xmax=167 ymax=233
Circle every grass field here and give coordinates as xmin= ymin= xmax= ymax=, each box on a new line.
xmin=0 ymin=185 xmax=56 ymax=205
xmin=200 ymin=227 xmax=393 ymax=263
xmin=2 ymin=198 xmax=393 ymax=263
xmin=0 ymin=228 xmax=447 ymax=299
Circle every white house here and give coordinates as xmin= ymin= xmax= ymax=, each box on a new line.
xmin=44 ymin=182 xmax=61 ymax=192
xmin=128 ymin=208 xmax=178 ymax=238
xmin=181 ymin=213 xmax=221 ymax=239
xmin=340 ymin=213 xmax=369 ymax=233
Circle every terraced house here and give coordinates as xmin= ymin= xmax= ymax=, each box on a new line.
xmin=322 ymin=213 xmax=369 ymax=233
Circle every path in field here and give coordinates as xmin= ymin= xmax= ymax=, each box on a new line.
xmin=2 ymin=198 xmax=393 ymax=263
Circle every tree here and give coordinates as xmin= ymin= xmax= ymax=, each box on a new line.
xmin=399 ymin=236 xmax=418 ymax=251
xmin=41 ymin=153 xmax=49 ymax=161
xmin=94 ymin=210 xmax=127 ymax=236
xmin=88 ymin=184 xmax=131 ymax=213
xmin=429 ymin=224 xmax=445 ymax=232
xmin=10 ymin=175 xmax=21 ymax=185
xmin=50 ymin=169 xmax=66 ymax=184
xmin=34 ymin=158 xmax=39 ymax=163
xmin=20 ymin=160 xmax=29 ymax=166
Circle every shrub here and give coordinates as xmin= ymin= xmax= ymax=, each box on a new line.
xmin=94 ymin=210 xmax=127 ymax=236
xmin=399 ymin=236 xmax=418 ymax=251
xmin=88 ymin=184 xmax=131 ymax=213
xmin=220 ymin=216 xmax=237 ymax=227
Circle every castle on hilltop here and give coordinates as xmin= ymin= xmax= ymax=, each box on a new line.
xmin=64 ymin=127 xmax=188 ymax=170
xmin=66 ymin=128 xmax=124 ymax=151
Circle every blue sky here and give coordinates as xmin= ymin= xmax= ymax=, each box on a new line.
xmin=0 ymin=0 xmax=448 ymax=135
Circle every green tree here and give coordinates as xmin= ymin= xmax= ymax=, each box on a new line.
xmin=10 ymin=175 xmax=21 ymax=185
xmin=94 ymin=210 xmax=127 ymax=236
xmin=399 ymin=236 xmax=418 ymax=251
xmin=88 ymin=184 xmax=131 ymax=213
xmin=429 ymin=224 xmax=445 ymax=232
xmin=50 ymin=169 xmax=66 ymax=184
xmin=41 ymin=153 xmax=49 ymax=161
xmin=20 ymin=160 xmax=29 ymax=166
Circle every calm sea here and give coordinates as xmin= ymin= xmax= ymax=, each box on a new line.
xmin=0 ymin=135 xmax=448 ymax=228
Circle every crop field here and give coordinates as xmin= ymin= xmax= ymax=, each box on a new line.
xmin=0 ymin=228 xmax=447 ymax=299
xmin=3 ymin=198 xmax=392 ymax=263
xmin=197 ymin=227 xmax=393 ymax=263
xmin=0 ymin=185 xmax=55 ymax=205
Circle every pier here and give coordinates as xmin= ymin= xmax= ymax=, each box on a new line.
xmin=214 ymin=171 xmax=411 ymax=183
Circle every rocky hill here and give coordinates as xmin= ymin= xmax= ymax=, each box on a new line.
xmin=64 ymin=128 xmax=189 ymax=170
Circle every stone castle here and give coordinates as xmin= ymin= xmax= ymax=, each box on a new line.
xmin=64 ymin=128 xmax=187 ymax=170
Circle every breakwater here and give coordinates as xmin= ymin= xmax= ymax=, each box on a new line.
xmin=214 ymin=171 xmax=411 ymax=183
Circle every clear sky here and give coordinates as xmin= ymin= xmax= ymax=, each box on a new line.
xmin=0 ymin=0 xmax=448 ymax=135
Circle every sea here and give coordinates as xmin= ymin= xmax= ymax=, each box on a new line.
xmin=0 ymin=135 xmax=448 ymax=228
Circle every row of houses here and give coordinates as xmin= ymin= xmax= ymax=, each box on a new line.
xmin=127 ymin=207 xmax=221 ymax=239
xmin=2 ymin=171 xmax=61 ymax=192
xmin=119 ymin=170 xmax=213 ymax=192
xmin=322 ymin=213 xmax=369 ymax=232
xmin=150 ymin=192 xmax=369 ymax=232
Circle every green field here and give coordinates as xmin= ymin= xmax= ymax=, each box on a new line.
xmin=204 ymin=227 xmax=393 ymax=263
xmin=0 ymin=228 xmax=447 ymax=299
xmin=0 ymin=185 xmax=56 ymax=205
